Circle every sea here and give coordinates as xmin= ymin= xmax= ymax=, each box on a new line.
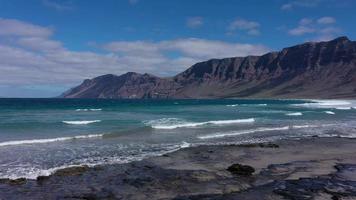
xmin=0 ymin=98 xmax=356 ymax=179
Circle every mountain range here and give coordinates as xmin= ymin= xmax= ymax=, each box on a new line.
xmin=61 ymin=36 xmax=356 ymax=99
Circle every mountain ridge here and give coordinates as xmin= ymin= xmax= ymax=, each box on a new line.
xmin=61 ymin=36 xmax=356 ymax=99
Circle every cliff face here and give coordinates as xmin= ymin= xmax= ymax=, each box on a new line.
xmin=61 ymin=37 xmax=356 ymax=99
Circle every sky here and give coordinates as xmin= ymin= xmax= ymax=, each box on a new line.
xmin=0 ymin=0 xmax=355 ymax=97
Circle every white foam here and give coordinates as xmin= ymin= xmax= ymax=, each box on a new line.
xmin=198 ymin=124 xmax=322 ymax=140
xmin=294 ymin=100 xmax=353 ymax=109
xmin=180 ymin=141 xmax=191 ymax=148
xmin=75 ymin=108 xmax=102 ymax=111
xmin=292 ymin=124 xmax=318 ymax=129
xmin=62 ymin=120 xmax=101 ymax=125
xmin=325 ymin=111 xmax=335 ymax=115
xmin=286 ymin=112 xmax=303 ymax=116
xmin=336 ymin=107 xmax=352 ymax=110
xmin=198 ymin=126 xmax=290 ymax=139
xmin=90 ymin=108 xmax=102 ymax=111
xmin=208 ymin=118 xmax=255 ymax=125
xmin=146 ymin=118 xmax=255 ymax=129
xmin=226 ymin=104 xmax=238 ymax=107
xmin=257 ymin=104 xmax=267 ymax=106
xmin=0 ymin=134 xmax=103 ymax=147
xmin=1 ymin=141 xmax=193 ymax=179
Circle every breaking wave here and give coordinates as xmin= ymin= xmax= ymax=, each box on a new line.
xmin=75 ymin=108 xmax=102 ymax=111
xmin=0 ymin=134 xmax=103 ymax=147
xmin=62 ymin=120 xmax=101 ymax=125
xmin=145 ymin=118 xmax=255 ymax=129
xmin=325 ymin=111 xmax=335 ymax=115
xmin=294 ymin=100 xmax=353 ymax=109
xmin=286 ymin=112 xmax=303 ymax=116
xmin=198 ymin=124 xmax=321 ymax=139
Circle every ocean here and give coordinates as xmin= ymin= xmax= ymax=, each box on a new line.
xmin=0 ymin=98 xmax=355 ymax=179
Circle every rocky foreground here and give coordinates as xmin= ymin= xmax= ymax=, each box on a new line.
xmin=1 ymin=137 xmax=356 ymax=199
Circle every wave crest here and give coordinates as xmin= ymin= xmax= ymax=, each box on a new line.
xmin=62 ymin=120 xmax=101 ymax=125
xmin=0 ymin=134 xmax=103 ymax=147
xmin=286 ymin=112 xmax=303 ymax=116
xmin=145 ymin=118 xmax=255 ymax=129
xmin=75 ymin=108 xmax=102 ymax=111
xmin=198 ymin=124 xmax=321 ymax=139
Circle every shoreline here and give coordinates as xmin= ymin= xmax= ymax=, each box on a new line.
xmin=1 ymin=136 xmax=356 ymax=199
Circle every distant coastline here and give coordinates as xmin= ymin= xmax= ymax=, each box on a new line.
xmin=62 ymin=36 xmax=356 ymax=99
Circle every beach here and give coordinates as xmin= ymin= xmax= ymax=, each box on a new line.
xmin=1 ymin=136 xmax=356 ymax=199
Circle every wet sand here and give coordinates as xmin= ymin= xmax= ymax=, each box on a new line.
xmin=1 ymin=136 xmax=356 ymax=199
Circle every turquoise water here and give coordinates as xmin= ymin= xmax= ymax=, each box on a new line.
xmin=0 ymin=98 xmax=356 ymax=179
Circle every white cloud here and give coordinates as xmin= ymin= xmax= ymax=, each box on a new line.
xmin=228 ymin=18 xmax=260 ymax=36
xmin=17 ymin=37 xmax=63 ymax=52
xmin=288 ymin=27 xmax=315 ymax=36
xmin=104 ymin=38 xmax=269 ymax=60
xmin=0 ymin=18 xmax=270 ymax=91
xmin=281 ymin=0 xmax=320 ymax=10
xmin=42 ymin=0 xmax=74 ymax=11
xmin=317 ymin=16 xmax=336 ymax=24
xmin=288 ymin=17 xmax=341 ymax=40
xmin=0 ymin=18 xmax=53 ymax=37
xmin=186 ymin=17 xmax=204 ymax=28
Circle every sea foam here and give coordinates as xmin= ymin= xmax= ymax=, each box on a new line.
xmin=294 ymin=100 xmax=353 ymax=109
xmin=75 ymin=108 xmax=102 ymax=111
xmin=286 ymin=112 xmax=303 ymax=116
xmin=0 ymin=134 xmax=103 ymax=147
xmin=335 ymin=107 xmax=352 ymax=110
xmin=62 ymin=120 xmax=101 ymax=125
xmin=145 ymin=118 xmax=255 ymax=129
xmin=198 ymin=124 xmax=320 ymax=139
xmin=325 ymin=111 xmax=335 ymax=115
xmin=198 ymin=126 xmax=290 ymax=139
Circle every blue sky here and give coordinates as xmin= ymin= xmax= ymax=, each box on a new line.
xmin=0 ymin=0 xmax=355 ymax=97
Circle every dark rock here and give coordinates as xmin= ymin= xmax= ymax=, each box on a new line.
xmin=239 ymin=143 xmax=279 ymax=148
xmin=227 ymin=164 xmax=255 ymax=176
xmin=36 ymin=175 xmax=49 ymax=183
xmin=53 ymin=165 xmax=89 ymax=177
xmin=0 ymin=178 xmax=27 ymax=185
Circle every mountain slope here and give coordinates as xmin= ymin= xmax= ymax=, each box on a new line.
xmin=61 ymin=36 xmax=356 ymax=99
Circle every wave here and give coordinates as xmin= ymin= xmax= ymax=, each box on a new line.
xmin=294 ymin=100 xmax=353 ymax=109
xmin=0 ymin=134 xmax=103 ymax=147
xmin=286 ymin=112 xmax=303 ymax=116
xmin=145 ymin=118 xmax=255 ymax=129
xmin=180 ymin=141 xmax=191 ymax=148
xmin=325 ymin=111 xmax=335 ymax=115
xmin=335 ymin=107 xmax=352 ymax=110
xmin=1 ymin=140 xmax=193 ymax=179
xmin=292 ymin=124 xmax=318 ymax=129
xmin=75 ymin=108 xmax=102 ymax=111
xmin=198 ymin=126 xmax=290 ymax=139
xmin=227 ymin=103 xmax=267 ymax=107
xmin=62 ymin=120 xmax=101 ymax=125
xmin=198 ymin=124 xmax=321 ymax=139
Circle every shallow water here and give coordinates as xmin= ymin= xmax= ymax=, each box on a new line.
xmin=0 ymin=98 xmax=356 ymax=179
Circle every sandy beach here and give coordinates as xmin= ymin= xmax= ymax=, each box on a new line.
xmin=1 ymin=136 xmax=356 ymax=199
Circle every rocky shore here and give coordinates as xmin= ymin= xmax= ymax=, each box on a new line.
xmin=1 ymin=137 xmax=356 ymax=199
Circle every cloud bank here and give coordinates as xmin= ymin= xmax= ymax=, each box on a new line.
xmin=0 ymin=18 xmax=270 ymax=93
xmin=288 ymin=16 xmax=340 ymax=41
